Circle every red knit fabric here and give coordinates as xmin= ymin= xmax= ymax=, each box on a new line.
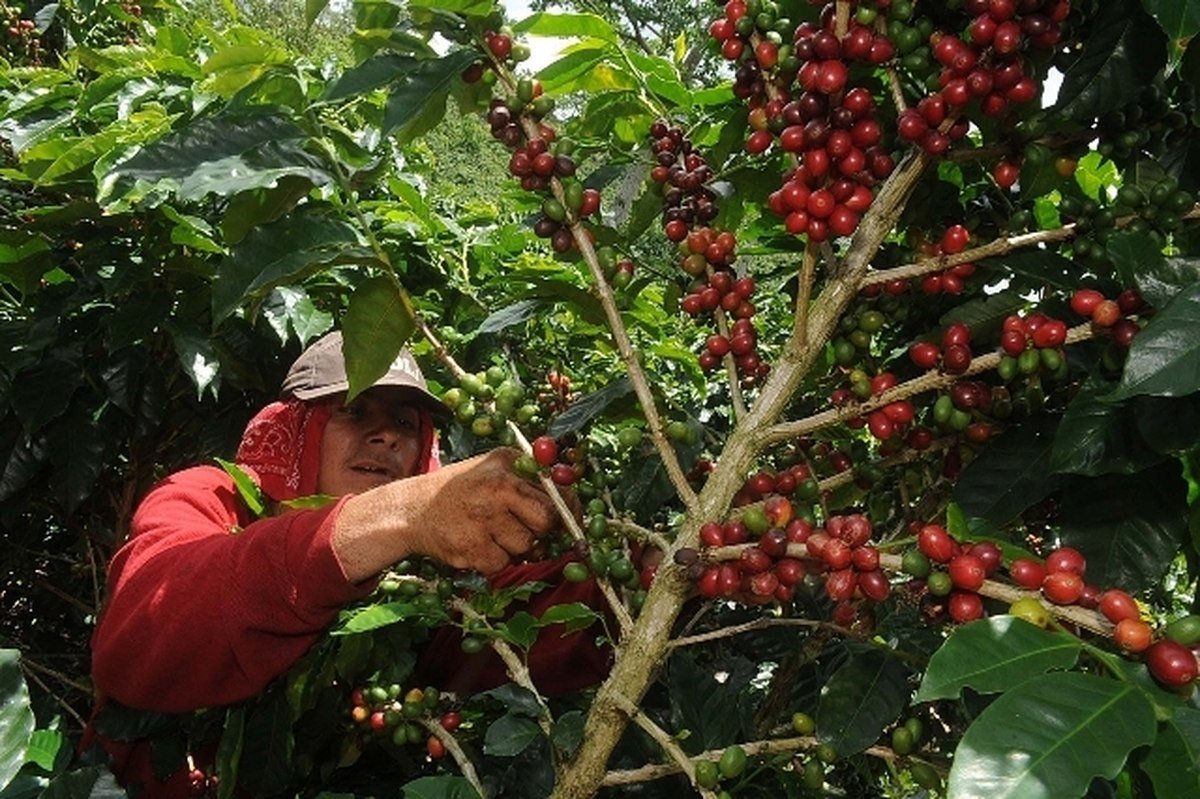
xmin=86 ymin=400 xmax=609 ymax=796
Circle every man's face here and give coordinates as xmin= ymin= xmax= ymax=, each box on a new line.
xmin=315 ymin=387 xmax=424 ymax=496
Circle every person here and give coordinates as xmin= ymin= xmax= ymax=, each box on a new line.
xmin=84 ymin=331 xmax=611 ymax=796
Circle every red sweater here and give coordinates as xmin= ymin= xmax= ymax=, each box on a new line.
xmin=88 ymin=466 xmax=611 ymax=794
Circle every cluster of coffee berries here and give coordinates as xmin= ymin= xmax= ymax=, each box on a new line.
xmin=916 ymin=224 xmax=978 ymax=296
xmin=478 ymin=39 xmax=604 ymax=259
xmin=908 ymin=321 xmax=974 ymax=375
xmin=1097 ymin=83 xmax=1197 ymax=165
xmin=347 ymin=683 xmax=458 ymax=759
xmin=731 ymin=463 xmax=822 ymax=509
xmin=1069 ymin=287 xmax=1143 ymax=348
xmin=690 ymin=498 xmax=812 ymax=604
xmin=928 ymin=381 xmax=998 ymax=444
xmin=693 ymin=743 xmax=751 ymax=791
xmin=907 ymin=524 xmax=1003 ymax=623
xmin=649 ymin=120 xmax=768 ymax=385
xmin=830 ymin=370 xmax=917 ymax=443
xmin=482 ymin=27 xmax=530 ymax=67
xmin=2 ymin=3 xmax=40 ymax=63
xmin=1009 ymin=547 xmax=1199 ymax=688
xmin=441 ymin=365 xmax=538 ymax=441
xmin=897 ymin=0 xmax=1070 ymax=155
xmin=829 ymin=306 xmax=888 ymax=367
xmin=514 ymin=433 xmax=581 ymax=487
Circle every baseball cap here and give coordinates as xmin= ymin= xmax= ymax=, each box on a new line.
xmin=281 ymin=331 xmax=450 ymax=419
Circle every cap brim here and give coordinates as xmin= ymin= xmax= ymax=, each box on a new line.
xmin=292 ymin=381 xmax=452 ymax=421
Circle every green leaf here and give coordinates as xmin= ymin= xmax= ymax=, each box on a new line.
xmin=408 ymin=0 xmax=493 ymax=13
xmin=1049 ymin=379 xmax=1161 ymax=476
xmin=341 ymin=276 xmax=417 ymax=402
xmin=167 ymin=324 xmax=221 ymax=400
xmin=238 ymin=687 xmax=294 ymax=795
xmin=47 ymin=410 xmax=107 ymax=513
xmin=953 ymin=417 xmax=1062 ymax=527
xmin=481 ymin=684 xmax=542 ymax=719
xmin=215 ymin=707 xmax=245 ymax=799
xmin=9 ymin=355 xmax=80 ymax=436
xmin=497 ymin=611 xmax=538 ymax=649
xmin=383 ymin=51 xmax=478 ymax=145
xmin=1136 ymin=394 xmax=1200 ymax=454
xmin=0 ymin=650 xmax=35 ymax=789
xmin=401 ymin=775 xmax=482 ymax=799
xmin=101 ymin=113 xmax=331 ymax=209
xmin=212 ymin=208 xmax=371 ymax=323
xmin=536 ymin=602 xmax=602 ymax=635
xmin=38 ymin=767 xmax=100 ymax=799
xmin=550 ymin=710 xmax=584 ymax=757
xmin=1142 ymin=705 xmax=1200 ymax=799
xmin=981 ymin=249 xmax=1075 ymax=290
xmin=483 ymin=713 xmax=542 ymax=757
xmin=215 ymin=458 xmax=266 ymax=517
xmin=335 ymin=601 xmax=423 ymax=635
xmin=477 ymin=299 xmax=545 ymax=334
xmin=1054 ymin=0 xmax=1167 ymax=122
xmin=915 ymin=617 xmax=1082 ymax=702
xmin=816 ymin=648 xmax=910 ymax=756
xmin=23 ymin=729 xmax=67 ymax=773
xmin=261 ymin=286 xmax=333 ymax=347
xmin=221 ymin=176 xmax=315 ymax=245
xmin=1141 ymin=0 xmax=1200 ymax=50
xmin=1112 ymin=281 xmax=1200 ymax=399
xmin=514 ymin=12 xmax=616 ymax=43
xmin=1057 ymin=461 xmax=1188 ymax=592
xmin=947 ymin=672 xmax=1156 ymax=799
xmin=548 ymin=377 xmax=632 ymax=437
xmin=321 ymin=54 xmax=421 ymax=104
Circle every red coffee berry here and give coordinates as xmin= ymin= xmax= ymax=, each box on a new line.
xmin=1045 ymin=546 xmax=1086 ymax=576
xmin=1098 ymin=589 xmax=1140 ymax=624
xmin=918 ymin=524 xmax=956 ymax=563
xmin=1009 ymin=557 xmax=1046 ymax=589
xmin=1091 ymin=299 xmax=1121 ymax=327
xmin=949 ymin=591 xmax=985 ymax=622
xmin=1070 ymin=289 xmax=1105 ymax=317
xmin=1113 ymin=618 xmax=1153 ymax=653
xmin=531 ymin=436 xmax=558 ymax=467
xmin=949 ymin=554 xmax=987 ymax=591
xmin=1042 ymin=571 xmax=1085 ymax=605
xmin=1146 ymin=640 xmax=1199 ymax=688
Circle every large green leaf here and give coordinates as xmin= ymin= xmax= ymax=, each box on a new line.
xmin=915 ymin=617 xmax=1081 ymax=702
xmin=0 ymin=650 xmax=34 ymax=791
xmin=981 ymin=248 xmax=1076 ymax=291
xmin=1141 ymin=0 xmax=1200 ymax=55
xmin=1049 ymin=379 xmax=1161 ymax=476
xmin=341 ymin=276 xmax=417 ymax=402
xmin=1054 ymin=0 xmax=1167 ymax=122
xmin=212 ymin=208 xmax=372 ymax=323
xmin=816 ymin=648 xmax=910 ymax=756
xmin=166 ymin=324 xmax=221 ymax=400
xmin=1142 ymin=705 xmax=1200 ymax=799
xmin=953 ymin=417 xmax=1062 ymax=527
xmin=1111 ymin=281 xmax=1200 ymax=400
xmin=515 ymin=11 xmax=616 ymax=42
xmin=321 ymin=54 xmax=421 ymax=104
xmin=238 ymin=687 xmax=294 ymax=796
xmin=1106 ymin=232 xmax=1200 ymax=309
xmin=100 ymin=113 xmax=332 ymax=209
xmin=47 ymin=410 xmax=107 ymax=513
xmin=483 ymin=713 xmax=541 ymax=757
xmin=1136 ymin=394 xmax=1200 ymax=454
xmin=38 ymin=768 xmax=100 ymax=799
xmin=382 ymin=51 xmax=478 ymax=145
xmin=9 ymin=355 xmax=81 ymax=436
xmin=401 ymin=776 xmax=483 ymax=799
xmin=477 ymin=299 xmax=545 ymax=334
xmin=547 ymin=377 xmax=632 ymax=436
xmin=947 ymin=673 xmax=1156 ymax=799
xmin=1057 ymin=462 xmax=1187 ymax=592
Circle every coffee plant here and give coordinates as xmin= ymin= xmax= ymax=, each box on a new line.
xmin=2 ymin=0 xmax=1200 ymax=797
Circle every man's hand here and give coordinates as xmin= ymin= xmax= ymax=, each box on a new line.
xmin=333 ymin=447 xmax=577 ymax=581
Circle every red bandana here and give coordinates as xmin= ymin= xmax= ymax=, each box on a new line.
xmin=234 ymin=399 xmax=440 ymax=502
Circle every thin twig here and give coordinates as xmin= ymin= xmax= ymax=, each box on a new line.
xmin=20 ymin=661 xmax=88 ymax=727
xmin=608 ymin=692 xmax=720 ymax=799
xmin=420 ymin=718 xmax=487 ymax=797
xmin=763 ymin=323 xmax=1097 ymax=445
